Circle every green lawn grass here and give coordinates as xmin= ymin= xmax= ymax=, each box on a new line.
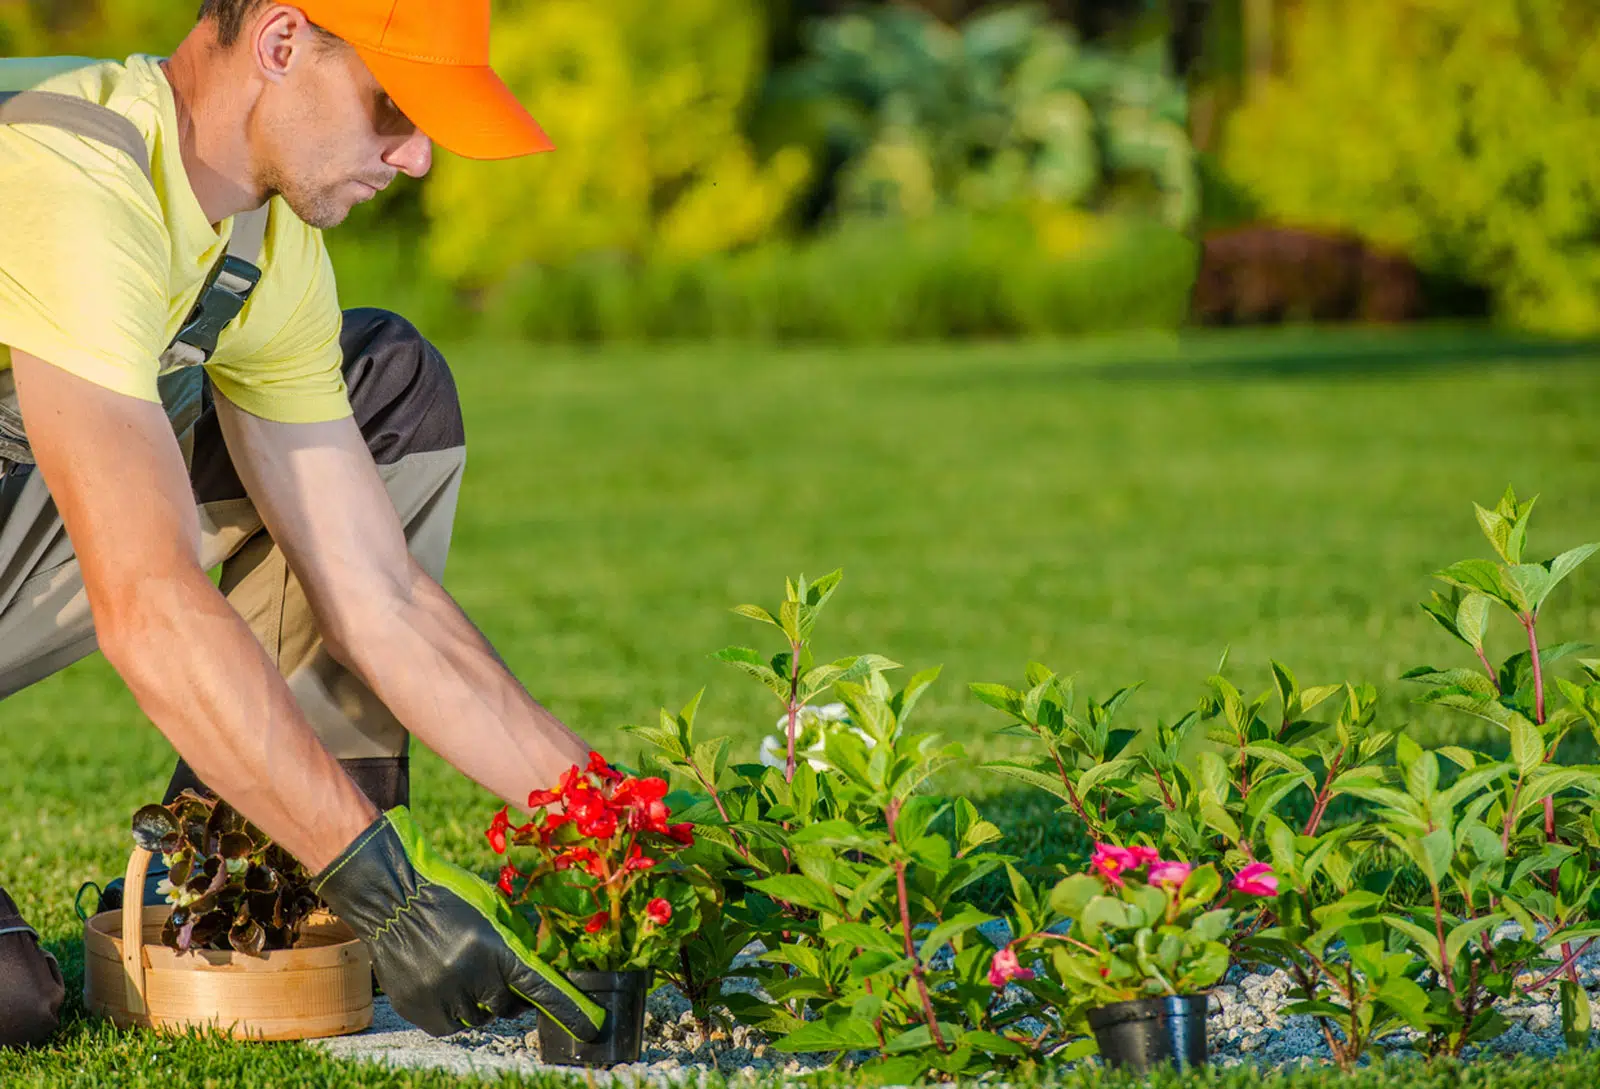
xmin=2 ymin=326 xmax=1599 ymax=1084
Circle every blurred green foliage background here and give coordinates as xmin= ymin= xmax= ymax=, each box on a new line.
xmin=5 ymin=0 xmax=1598 ymax=339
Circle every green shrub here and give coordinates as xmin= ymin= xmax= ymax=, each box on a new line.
xmin=422 ymin=0 xmax=811 ymax=287
xmin=767 ymin=3 xmax=1197 ymax=229
xmin=1222 ymin=0 xmax=1600 ymax=335
xmin=376 ymin=209 xmax=1196 ymax=343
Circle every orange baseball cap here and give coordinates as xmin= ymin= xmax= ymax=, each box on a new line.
xmin=296 ymin=0 xmax=552 ymax=160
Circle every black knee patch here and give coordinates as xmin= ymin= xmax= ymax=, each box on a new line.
xmin=340 ymin=309 xmax=465 ymax=467
xmin=0 ymin=889 xmax=63 ymax=1049
xmin=191 ymin=309 xmax=464 ymax=504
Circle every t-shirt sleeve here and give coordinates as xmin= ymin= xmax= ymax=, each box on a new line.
xmin=0 ymin=132 xmax=167 ymax=402
xmin=204 ymin=225 xmax=351 ymax=424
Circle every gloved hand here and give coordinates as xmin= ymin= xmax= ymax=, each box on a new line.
xmin=313 ymin=807 xmax=604 ymax=1040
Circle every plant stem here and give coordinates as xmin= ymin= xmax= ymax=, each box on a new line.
xmin=1151 ymin=766 xmax=1177 ymax=810
xmin=784 ymin=639 xmax=803 ymax=783
xmin=1524 ymin=937 xmax=1598 ymax=993
xmin=1431 ymin=882 xmax=1456 ymax=997
xmin=1524 ymin=614 xmax=1546 ymax=724
xmin=1475 ymin=646 xmax=1500 ymax=691
xmin=1043 ymin=738 xmax=1097 ymax=835
xmin=1502 ymin=775 xmax=1524 ymax=853
xmin=887 ymin=798 xmax=947 ymax=1053
xmin=687 ymin=757 xmax=752 ymax=863
xmin=1302 ymin=747 xmax=1346 ymax=837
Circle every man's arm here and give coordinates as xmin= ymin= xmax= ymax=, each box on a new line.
xmin=210 ymin=390 xmax=591 ymax=811
xmin=10 ymin=349 xmax=377 ymax=871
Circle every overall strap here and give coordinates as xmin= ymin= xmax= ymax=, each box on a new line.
xmin=0 ymin=89 xmax=151 ymax=181
xmin=0 ymin=88 xmax=268 ymax=367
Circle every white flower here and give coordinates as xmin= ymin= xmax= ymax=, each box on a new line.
xmin=758 ymin=703 xmax=875 ymax=771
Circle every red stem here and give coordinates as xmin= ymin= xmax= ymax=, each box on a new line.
xmin=1151 ymin=766 xmax=1177 ymax=811
xmin=784 ymin=639 xmax=802 ymax=782
xmin=887 ymin=799 xmax=947 ymax=1053
xmin=1524 ymin=937 xmax=1598 ymax=992
xmin=1525 ymin=613 xmax=1545 ymax=725
xmin=1302 ymin=747 xmax=1345 ymax=838
xmin=1475 ymin=646 xmax=1500 ymax=691
xmin=1432 ymin=883 xmax=1456 ymax=997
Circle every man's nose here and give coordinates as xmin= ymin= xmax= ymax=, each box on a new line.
xmin=384 ymin=130 xmax=433 ymax=180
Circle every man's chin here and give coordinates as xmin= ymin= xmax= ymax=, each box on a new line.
xmin=279 ymin=190 xmax=356 ymax=231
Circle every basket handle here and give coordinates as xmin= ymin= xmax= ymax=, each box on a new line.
xmin=121 ymin=847 xmax=152 ymax=1018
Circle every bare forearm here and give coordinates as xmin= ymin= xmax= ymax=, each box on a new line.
xmin=334 ymin=565 xmax=590 ymax=811
xmin=103 ymin=567 xmax=376 ymax=870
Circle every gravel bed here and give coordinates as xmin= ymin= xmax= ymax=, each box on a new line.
xmin=310 ymin=922 xmax=1600 ymax=1081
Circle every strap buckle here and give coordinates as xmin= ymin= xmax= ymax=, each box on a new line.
xmin=161 ymin=254 xmax=262 ymax=369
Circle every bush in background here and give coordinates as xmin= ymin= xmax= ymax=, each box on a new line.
xmin=1221 ymin=0 xmax=1600 ymax=336
xmin=334 ymin=208 xmax=1196 ymax=344
xmin=766 ymin=3 xmax=1196 ymax=230
xmin=422 ymin=0 xmax=813 ymax=287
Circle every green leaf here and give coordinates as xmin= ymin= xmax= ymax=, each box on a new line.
xmin=824 ymin=921 xmax=904 ymax=956
xmin=773 ymin=1016 xmax=880 ymax=1053
xmin=714 ymin=647 xmax=788 ymax=698
xmin=1434 ymin=559 xmax=1515 ymax=609
xmin=1564 ymin=979 xmax=1593 ymax=1051
xmin=1405 ymin=752 xmax=1439 ymax=801
xmin=1049 ymin=874 xmax=1103 ymax=917
xmin=963 ymin=1030 xmax=1028 ymax=1056
xmin=1457 ymin=593 xmax=1491 ymax=651
xmin=1549 ymin=544 xmax=1600 ymax=598
xmin=1382 ymin=915 xmax=1446 ymax=974
xmin=732 ymin=604 xmax=781 ymax=628
xmin=1511 ymin=717 xmax=1545 ymax=776
xmin=970 ymin=683 xmax=1023 ymax=717
xmin=1506 ymin=564 xmax=1554 ymax=613
xmin=1420 ymin=828 xmax=1454 ymax=885
xmin=750 ymin=874 xmax=840 ymax=916
xmin=919 ymin=905 xmax=997 ymax=967
xmin=1445 ymin=914 xmax=1505 ymax=964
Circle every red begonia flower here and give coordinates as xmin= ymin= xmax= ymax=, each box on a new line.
xmin=623 ymin=844 xmax=657 ymax=872
xmin=584 ymin=910 xmax=610 ymax=934
xmin=486 ymin=807 xmax=511 ymax=855
xmin=665 ymin=822 xmax=695 ymax=846
xmin=527 ymin=788 xmax=560 ymax=808
xmin=646 ymin=898 xmax=672 ymax=926
xmin=587 ymin=751 xmax=625 ymax=784
xmin=496 ymin=864 xmax=519 ymax=896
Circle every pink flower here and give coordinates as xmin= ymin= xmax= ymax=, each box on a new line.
xmin=987 ymin=947 xmax=1035 ymax=988
xmin=646 ymin=898 xmax=672 ymax=926
xmin=1231 ymin=862 xmax=1279 ymax=897
xmin=1090 ymin=843 xmax=1140 ymax=887
xmin=1149 ymin=860 xmax=1194 ymax=889
xmin=1127 ymin=845 xmax=1161 ymax=868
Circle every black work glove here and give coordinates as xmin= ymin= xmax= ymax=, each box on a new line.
xmin=313 ymin=807 xmax=604 ymax=1040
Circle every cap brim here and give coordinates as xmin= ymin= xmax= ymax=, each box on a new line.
xmin=353 ymin=46 xmax=553 ymax=160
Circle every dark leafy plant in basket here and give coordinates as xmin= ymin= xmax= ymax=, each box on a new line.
xmin=129 ymin=790 xmax=319 ymax=956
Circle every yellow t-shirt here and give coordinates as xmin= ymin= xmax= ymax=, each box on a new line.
xmin=0 ymin=54 xmax=351 ymax=424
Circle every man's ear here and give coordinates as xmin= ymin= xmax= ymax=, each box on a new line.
xmin=249 ymin=4 xmax=321 ymax=83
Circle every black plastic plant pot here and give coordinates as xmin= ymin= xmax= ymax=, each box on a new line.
xmin=537 ymin=970 xmax=651 ymax=1067
xmin=1086 ymin=993 xmax=1208 ymax=1073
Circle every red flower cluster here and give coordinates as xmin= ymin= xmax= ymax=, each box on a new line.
xmin=487 ymin=752 xmax=699 ymax=942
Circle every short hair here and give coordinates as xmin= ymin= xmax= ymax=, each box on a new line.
xmin=196 ymin=0 xmax=268 ymax=47
xmin=197 ymin=1 xmax=343 ymax=50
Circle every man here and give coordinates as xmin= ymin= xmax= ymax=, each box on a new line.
xmin=0 ymin=0 xmax=606 ymax=1048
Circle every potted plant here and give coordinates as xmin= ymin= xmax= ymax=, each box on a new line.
xmin=994 ymin=844 xmax=1278 ymax=1072
xmin=489 ymin=752 xmax=718 ymax=1066
xmin=82 ymin=790 xmax=372 ymax=1040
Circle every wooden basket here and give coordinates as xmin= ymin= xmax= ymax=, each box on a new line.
xmin=83 ymin=847 xmax=373 ymax=1040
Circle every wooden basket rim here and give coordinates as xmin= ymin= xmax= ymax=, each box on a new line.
xmin=90 ymin=849 xmax=364 ymax=1000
